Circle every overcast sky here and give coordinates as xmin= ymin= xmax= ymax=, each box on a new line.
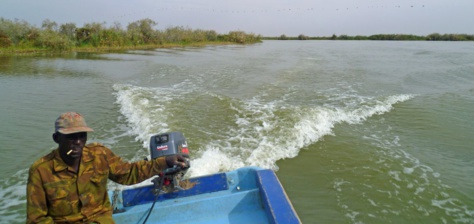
xmin=1 ymin=0 xmax=473 ymax=36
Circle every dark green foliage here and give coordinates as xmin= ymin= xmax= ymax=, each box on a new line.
xmin=368 ymin=34 xmax=425 ymax=40
xmin=426 ymin=33 xmax=474 ymax=41
xmin=298 ymin=34 xmax=308 ymax=40
xmin=76 ymin=28 xmax=93 ymax=45
xmin=337 ymin=35 xmax=350 ymax=40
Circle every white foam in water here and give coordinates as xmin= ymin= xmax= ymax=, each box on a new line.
xmin=187 ymin=146 xmax=245 ymax=177
xmin=113 ymin=84 xmax=173 ymax=148
xmin=403 ymin=167 xmax=415 ymax=174
xmin=0 ymin=169 xmax=28 ymax=223
xmin=333 ymin=98 xmax=474 ymax=223
xmin=242 ymin=94 xmax=415 ymax=171
xmin=114 ymin=82 xmax=416 ymax=178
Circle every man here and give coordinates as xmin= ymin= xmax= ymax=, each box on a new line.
xmin=26 ymin=112 xmax=189 ymax=223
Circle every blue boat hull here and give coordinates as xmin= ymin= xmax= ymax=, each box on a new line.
xmin=110 ymin=166 xmax=301 ymax=224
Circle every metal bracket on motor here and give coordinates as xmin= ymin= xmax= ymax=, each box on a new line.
xmin=149 ymin=132 xmax=190 ymax=195
xmin=152 ymin=164 xmax=189 ymax=195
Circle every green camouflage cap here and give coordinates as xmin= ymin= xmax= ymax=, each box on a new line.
xmin=55 ymin=112 xmax=94 ymax=134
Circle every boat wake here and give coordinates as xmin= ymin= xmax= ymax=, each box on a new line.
xmin=113 ymin=83 xmax=413 ymax=177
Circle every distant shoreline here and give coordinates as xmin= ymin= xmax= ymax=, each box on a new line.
xmin=4 ymin=34 xmax=472 ymax=55
xmin=263 ymin=33 xmax=474 ymax=41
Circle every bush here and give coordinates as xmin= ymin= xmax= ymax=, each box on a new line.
xmin=34 ymin=31 xmax=74 ymax=50
xmin=206 ymin=30 xmax=218 ymax=41
xmin=298 ymin=34 xmax=308 ymax=40
xmin=279 ymin=34 xmax=288 ymax=40
xmin=0 ymin=18 xmax=36 ymax=45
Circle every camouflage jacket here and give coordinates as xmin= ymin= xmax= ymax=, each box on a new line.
xmin=26 ymin=142 xmax=168 ymax=224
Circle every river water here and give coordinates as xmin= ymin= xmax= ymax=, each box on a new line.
xmin=1 ymin=40 xmax=473 ymax=223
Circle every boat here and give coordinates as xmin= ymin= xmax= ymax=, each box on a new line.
xmin=109 ymin=166 xmax=301 ymax=224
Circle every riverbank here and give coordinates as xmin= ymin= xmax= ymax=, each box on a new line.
xmin=0 ymin=17 xmax=261 ymax=56
xmin=0 ymin=41 xmax=244 ymax=56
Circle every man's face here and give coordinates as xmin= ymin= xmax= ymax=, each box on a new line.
xmin=56 ymin=132 xmax=87 ymax=159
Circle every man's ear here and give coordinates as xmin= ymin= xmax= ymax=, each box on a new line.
xmin=52 ymin=132 xmax=59 ymax=144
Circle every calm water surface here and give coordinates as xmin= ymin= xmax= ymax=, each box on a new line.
xmin=1 ymin=41 xmax=473 ymax=223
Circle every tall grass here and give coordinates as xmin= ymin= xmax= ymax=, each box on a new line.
xmin=0 ymin=18 xmax=261 ymax=53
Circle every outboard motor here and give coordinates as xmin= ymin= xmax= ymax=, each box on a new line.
xmin=149 ymin=132 xmax=189 ymax=159
xmin=149 ymin=132 xmax=190 ymax=194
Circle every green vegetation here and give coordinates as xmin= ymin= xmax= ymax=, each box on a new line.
xmin=0 ymin=17 xmax=261 ymax=54
xmin=2 ymin=16 xmax=471 ymax=55
xmin=265 ymin=33 xmax=474 ymax=41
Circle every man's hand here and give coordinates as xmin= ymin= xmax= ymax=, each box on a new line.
xmin=165 ymin=154 xmax=190 ymax=169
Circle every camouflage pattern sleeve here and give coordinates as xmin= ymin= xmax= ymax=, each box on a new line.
xmin=26 ymin=166 xmax=54 ymax=224
xmin=93 ymin=144 xmax=168 ymax=185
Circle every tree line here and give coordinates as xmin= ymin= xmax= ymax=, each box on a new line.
xmin=267 ymin=33 xmax=474 ymax=41
xmin=0 ymin=18 xmax=261 ymax=52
